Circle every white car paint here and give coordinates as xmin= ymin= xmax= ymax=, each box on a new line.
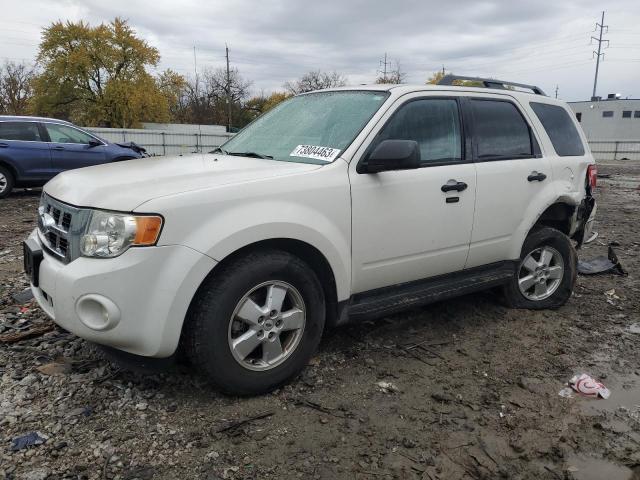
xmin=31 ymin=84 xmax=595 ymax=358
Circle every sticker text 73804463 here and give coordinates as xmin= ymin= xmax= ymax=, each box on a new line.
xmin=290 ymin=145 xmax=341 ymax=162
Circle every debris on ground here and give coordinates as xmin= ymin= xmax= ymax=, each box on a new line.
xmin=216 ymin=411 xmax=275 ymax=434
xmin=12 ymin=287 xmax=34 ymax=304
xmin=0 ymin=321 xmax=55 ymax=343
xmin=36 ymin=357 xmax=73 ymax=376
xmin=578 ymin=245 xmax=626 ymax=275
xmin=568 ymin=374 xmax=611 ymax=399
xmin=376 ymin=381 xmax=400 ymax=393
xmin=10 ymin=432 xmax=48 ymax=451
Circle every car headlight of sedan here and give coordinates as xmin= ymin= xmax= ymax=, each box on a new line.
xmin=80 ymin=210 xmax=163 ymax=258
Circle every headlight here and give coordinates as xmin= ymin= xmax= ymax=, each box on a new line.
xmin=80 ymin=211 xmax=163 ymax=258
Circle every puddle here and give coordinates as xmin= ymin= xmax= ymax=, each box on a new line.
xmin=565 ymin=454 xmax=634 ymax=480
xmin=577 ymin=373 xmax=640 ymax=417
xmin=565 ymin=455 xmax=636 ymax=479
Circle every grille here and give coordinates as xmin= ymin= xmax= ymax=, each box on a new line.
xmin=37 ymin=194 xmax=88 ymax=263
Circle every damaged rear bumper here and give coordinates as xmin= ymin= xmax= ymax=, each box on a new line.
xmin=573 ymin=196 xmax=597 ymax=248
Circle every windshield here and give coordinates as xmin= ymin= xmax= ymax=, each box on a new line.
xmin=220 ymin=90 xmax=390 ymax=164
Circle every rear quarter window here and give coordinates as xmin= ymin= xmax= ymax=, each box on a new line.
xmin=530 ymin=102 xmax=585 ymax=157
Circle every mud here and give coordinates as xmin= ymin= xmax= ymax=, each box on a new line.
xmin=1 ymin=160 xmax=639 ymax=479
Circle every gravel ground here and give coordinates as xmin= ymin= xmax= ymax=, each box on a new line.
xmin=1 ymin=161 xmax=639 ymax=480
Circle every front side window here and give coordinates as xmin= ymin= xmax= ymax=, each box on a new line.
xmin=530 ymin=102 xmax=585 ymax=157
xmin=45 ymin=124 xmax=96 ymax=144
xmin=221 ymin=91 xmax=389 ymax=165
xmin=371 ymin=98 xmax=462 ymax=164
xmin=622 ymin=110 xmax=632 ymax=118
xmin=470 ymin=99 xmax=533 ymax=160
xmin=0 ymin=122 xmax=42 ymax=141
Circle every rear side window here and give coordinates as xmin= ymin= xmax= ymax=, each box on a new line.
xmin=530 ymin=102 xmax=585 ymax=157
xmin=0 ymin=122 xmax=42 ymax=141
xmin=470 ymin=99 xmax=533 ymax=160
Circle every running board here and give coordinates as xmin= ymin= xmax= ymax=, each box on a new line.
xmin=344 ymin=261 xmax=517 ymax=323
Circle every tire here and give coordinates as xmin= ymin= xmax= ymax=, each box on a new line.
xmin=183 ymin=249 xmax=326 ymax=395
xmin=0 ymin=166 xmax=15 ymax=199
xmin=502 ymin=227 xmax=577 ymax=309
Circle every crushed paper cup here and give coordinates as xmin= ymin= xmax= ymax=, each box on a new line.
xmin=569 ymin=374 xmax=610 ymax=399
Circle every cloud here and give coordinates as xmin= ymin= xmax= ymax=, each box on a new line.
xmin=1 ymin=0 xmax=639 ymax=100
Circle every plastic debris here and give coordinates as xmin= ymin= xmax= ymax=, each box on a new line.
xmin=558 ymin=387 xmax=574 ymax=398
xmin=629 ymin=323 xmax=640 ymax=334
xmin=10 ymin=432 xmax=47 ymax=451
xmin=578 ymin=245 xmax=626 ymax=276
xmin=377 ymin=381 xmax=399 ymax=393
xmin=568 ymin=374 xmax=611 ymax=399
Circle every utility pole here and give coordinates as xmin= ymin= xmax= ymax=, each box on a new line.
xmin=555 ymin=85 xmax=559 ymax=99
xmin=591 ymin=11 xmax=609 ymax=99
xmin=378 ymin=53 xmax=389 ymax=82
xmin=225 ymin=44 xmax=232 ymax=132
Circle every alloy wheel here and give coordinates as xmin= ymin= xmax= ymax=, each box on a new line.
xmin=227 ymin=281 xmax=306 ymax=371
xmin=518 ymin=246 xmax=564 ymax=301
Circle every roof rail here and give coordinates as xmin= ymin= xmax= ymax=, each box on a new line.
xmin=437 ymin=75 xmax=547 ymax=96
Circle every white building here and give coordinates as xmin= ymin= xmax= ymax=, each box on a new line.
xmin=568 ymin=95 xmax=640 ymax=160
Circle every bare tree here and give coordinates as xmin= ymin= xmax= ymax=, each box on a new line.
xmin=375 ymin=61 xmax=406 ymax=85
xmin=284 ymin=70 xmax=347 ymax=95
xmin=0 ymin=61 xmax=35 ymax=115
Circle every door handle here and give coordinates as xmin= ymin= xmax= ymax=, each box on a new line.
xmin=52 ymin=146 xmax=65 ymax=151
xmin=527 ymin=171 xmax=547 ymax=182
xmin=441 ymin=181 xmax=468 ymax=193
xmin=0 ymin=143 xmax=8 ymax=148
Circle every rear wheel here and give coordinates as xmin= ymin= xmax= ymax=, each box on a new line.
xmin=183 ymin=249 xmax=325 ymax=395
xmin=503 ymin=227 xmax=577 ymax=309
xmin=0 ymin=166 xmax=14 ymax=199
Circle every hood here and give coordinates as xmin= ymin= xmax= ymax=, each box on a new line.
xmin=44 ymin=153 xmax=322 ymax=211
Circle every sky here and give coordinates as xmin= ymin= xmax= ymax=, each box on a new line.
xmin=1 ymin=0 xmax=639 ymax=101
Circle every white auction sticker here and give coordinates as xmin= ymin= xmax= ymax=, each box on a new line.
xmin=290 ymin=145 xmax=341 ymax=162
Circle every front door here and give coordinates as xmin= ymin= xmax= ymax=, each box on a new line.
xmin=349 ymin=95 xmax=477 ymax=294
xmin=43 ymin=123 xmax=106 ymax=174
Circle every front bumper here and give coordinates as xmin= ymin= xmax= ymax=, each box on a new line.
xmin=28 ymin=229 xmax=216 ymax=357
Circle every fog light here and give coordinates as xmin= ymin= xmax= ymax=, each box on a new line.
xmin=75 ymin=294 xmax=121 ymax=331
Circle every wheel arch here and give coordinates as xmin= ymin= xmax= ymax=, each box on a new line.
xmin=529 ymin=201 xmax=576 ymax=237
xmin=0 ymin=158 xmax=19 ymax=181
xmin=193 ymin=238 xmax=341 ymax=328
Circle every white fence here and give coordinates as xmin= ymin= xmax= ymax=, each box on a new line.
xmin=86 ymin=127 xmax=234 ymax=156
xmin=588 ymin=140 xmax=640 ymax=161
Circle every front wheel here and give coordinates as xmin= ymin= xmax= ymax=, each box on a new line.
xmin=503 ymin=227 xmax=577 ymax=309
xmin=183 ymin=249 xmax=325 ymax=395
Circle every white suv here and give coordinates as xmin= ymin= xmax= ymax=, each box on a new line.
xmin=24 ymin=76 xmax=597 ymax=394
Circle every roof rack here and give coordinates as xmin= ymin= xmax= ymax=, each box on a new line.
xmin=437 ymin=75 xmax=547 ymax=96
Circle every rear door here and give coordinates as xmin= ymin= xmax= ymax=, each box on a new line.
xmin=465 ymin=95 xmax=552 ymax=268
xmin=43 ymin=123 xmax=106 ymax=174
xmin=0 ymin=121 xmax=52 ymax=181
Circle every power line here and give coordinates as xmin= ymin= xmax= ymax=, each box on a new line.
xmin=591 ymin=11 xmax=609 ymax=99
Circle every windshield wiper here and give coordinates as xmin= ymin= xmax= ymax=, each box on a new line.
xmin=209 ymin=147 xmax=228 ymax=154
xmin=226 ymin=151 xmax=273 ymax=159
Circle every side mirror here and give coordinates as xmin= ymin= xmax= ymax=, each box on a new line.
xmin=360 ymin=139 xmax=421 ymax=174
xmin=87 ymin=139 xmax=102 ymax=148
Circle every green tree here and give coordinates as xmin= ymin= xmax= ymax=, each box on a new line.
xmin=32 ymin=17 xmax=175 ymax=127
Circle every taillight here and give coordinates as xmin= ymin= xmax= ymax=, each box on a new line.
xmin=587 ymin=164 xmax=597 ymax=192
